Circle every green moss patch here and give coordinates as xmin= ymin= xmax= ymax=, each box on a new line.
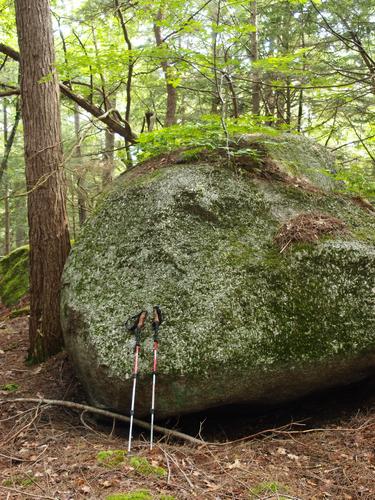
xmin=249 ymin=481 xmax=290 ymax=498
xmin=0 ymin=245 xmax=29 ymax=307
xmin=97 ymin=449 xmax=127 ymax=468
xmin=2 ymin=475 xmax=37 ymax=488
xmin=105 ymin=491 xmax=152 ymax=500
xmin=129 ymin=456 xmax=167 ymax=477
xmin=1 ymin=383 xmax=19 ymax=392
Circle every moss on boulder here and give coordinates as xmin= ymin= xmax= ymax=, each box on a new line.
xmin=61 ymin=134 xmax=375 ymax=418
xmin=0 ymin=246 xmax=29 ymax=307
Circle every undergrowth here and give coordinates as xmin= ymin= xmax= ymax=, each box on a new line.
xmin=134 ymin=115 xmax=280 ymax=162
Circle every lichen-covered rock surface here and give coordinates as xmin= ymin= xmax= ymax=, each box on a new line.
xmin=0 ymin=245 xmax=29 ymax=307
xmin=61 ymin=134 xmax=375 ymax=418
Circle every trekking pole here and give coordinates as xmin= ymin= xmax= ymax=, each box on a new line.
xmin=150 ymin=306 xmax=163 ymax=450
xmin=126 ymin=310 xmax=148 ymax=453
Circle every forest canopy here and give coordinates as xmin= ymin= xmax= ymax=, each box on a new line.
xmin=0 ymin=0 xmax=374 ymax=249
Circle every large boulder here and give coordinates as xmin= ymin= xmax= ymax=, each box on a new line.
xmin=0 ymin=246 xmax=29 ymax=307
xmin=61 ymin=134 xmax=375 ymax=418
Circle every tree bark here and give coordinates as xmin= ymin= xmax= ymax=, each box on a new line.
xmin=15 ymin=0 xmax=71 ymax=362
xmin=3 ymin=101 xmax=10 ymax=254
xmin=103 ymin=128 xmax=115 ymax=186
xmin=249 ymin=0 xmax=261 ymax=115
xmin=74 ymin=105 xmax=87 ymax=226
xmin=154 ymin=9 xmax=177 ymax=126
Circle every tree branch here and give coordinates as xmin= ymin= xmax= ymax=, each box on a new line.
xmin=0 ymin=42 xmax=136 ymax=142
xmin=0 ymin=89 xmax=20 ymax=97
xmin=0 ymin=397 xmax=205 ymax=446
xmin=0 ymin=98 xmax=21 ymax=183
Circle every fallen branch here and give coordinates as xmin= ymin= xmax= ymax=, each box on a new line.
xmin=0 ymin=397 xmax=204 ymax=446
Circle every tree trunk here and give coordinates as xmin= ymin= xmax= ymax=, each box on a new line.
xmin=0 ymin=99 xmax=21 ymax=184
xmin=74 ymin=104 xmax=87 ymax=226
xmin=297 ymin=88 xmax=303 ymax=132
xmin=15 ymin=229 xmax=25 ymax=247
xmin=154 ymin=9 xmax=177 ymax=126
xmin=15 ymin=0 xmax=71 ymax=362
xmin=249 ymin=0 xmax=260 ymax=115
xmin=103 ymin=129 xmax=115 ymax=186
xmin=3 ymin=101 xmax=10 ymax=254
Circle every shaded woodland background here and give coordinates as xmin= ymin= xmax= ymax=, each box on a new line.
xmin=1 ymin=0 xmax=374 ymax=252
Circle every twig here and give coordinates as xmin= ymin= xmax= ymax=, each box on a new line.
xmin=2 ymin=402 xmax=43 ymax=445
xmin=80 ymin=409 xmax=103 ymax=436
xmin=0 ymin=485 xmax=56 ymax=500
xmin=0 ymin=451 xmax=29 ymax=462
xmin=1 ymin=397 xmax=204 ymax=446
xmin=158 ymin=445 xmax=172 ymax=484
xmin=165 ymin=450 xmax=195 ymax=490
xmin=209 ymin=421 xmax=308 ymax=446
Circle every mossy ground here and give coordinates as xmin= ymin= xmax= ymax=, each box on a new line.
xmin=97 ymin=451 xmax=167 ymax=478
xmin=249 ymin=481 xmax=290 ymax=499
xmin=0 ymin=245 xmax=29 ymax=307
xmin=61 ymin=133 xmax=375 ymax=417
xmin=97 ymin=449 xmax=127 ymax=468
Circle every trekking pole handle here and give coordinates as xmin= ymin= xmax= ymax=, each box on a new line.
xmin=137 ymin=310 xmax=148 ymax=330
xmin=152 ymin=306 xmax=163 ymax=337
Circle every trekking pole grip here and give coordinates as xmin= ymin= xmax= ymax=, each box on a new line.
xmin=137 ymin=310 xmax=148 ymax=330
xmin=152 ymin=306 xmax=163 ymax=337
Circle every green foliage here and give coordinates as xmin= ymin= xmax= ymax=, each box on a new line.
xmin=0 ymin=245 xmax=29 ymax=307
xmin=135 ymin=116 xmax=278 ymax=162
xmin=129 ymin=456 xmax=167 ymax=477
xmin=1 ymin=382 xmax=19 ymax=392
xmin=97 ymin=449 xmax=127 ymax=468
xmin=332 ymin=161 xmax=375 ymax=201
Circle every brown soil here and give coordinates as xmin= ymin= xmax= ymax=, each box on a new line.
xmin=1 ymin=316 xmax=374 ymax=499
xmin=274 ymin=212 xmax=347 ymax=252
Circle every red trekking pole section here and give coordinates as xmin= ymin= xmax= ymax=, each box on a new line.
xmin=126 ymin=310 xmax=147 ymax=453
xmin=150 ymin=306 xmax=163 ymax=450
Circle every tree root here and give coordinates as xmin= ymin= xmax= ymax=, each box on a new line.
xmin=0 ymin=397 xmax=205 ymax=446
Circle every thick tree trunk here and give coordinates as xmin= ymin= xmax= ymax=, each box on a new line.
xmin=15 ymin=0 xmax=70 ymax=362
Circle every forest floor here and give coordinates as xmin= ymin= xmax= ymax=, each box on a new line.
xmin=0 ymin=316 xmax=375 ymax=500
